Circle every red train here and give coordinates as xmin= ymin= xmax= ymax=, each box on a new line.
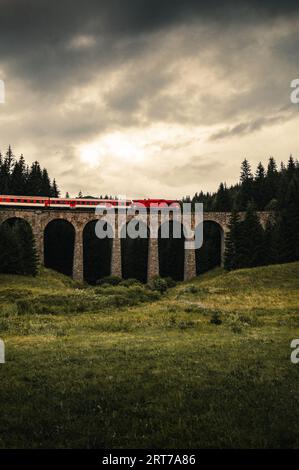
xmin=0 ymin=195 xmax=179 ymax=209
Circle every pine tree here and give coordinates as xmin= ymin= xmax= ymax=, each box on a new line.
xmin=224 ymin=209 xmax=242 ymax=270
xmin=264 ymin=156 xmax=279 ymax=203
xmin=41 ymin=168 xmax=52 ymax=196
xmin=263 ymin=216 xmax=281 ymax=265
xmin=240 ymin=158 xmax=253 ymax=182
xmin=51 ymin=179 xmax=60 ymax=197
xmin=255 ymin=162 xmax=265 ymax=180
xmin=0 ymin=223 xmax=23 ymax=274
xmin=267 ymin=156 xmax=278 ymax=176
xmin=254 ymin=162 xmax=266 ymax=209
xmin=15 ymin=221 xmax=38 ymax=275
xmin=279 ymin=175 xmax=299 ymax=262
xmin=236 ymin=159 xmax=254 ymax=210
xmin=214 ymin=183 xmax=231 ymax=211
xmin=11 ymin=155 xmax=26 ymax=194
xmin=1 ymin=146 xmax=14 ymax=194
xmin=287 ymin=155 xmax=296 ymax=176
xmin=238 ymin=203 xmax=265 ymax=268
xmin=26 ymin=161 xmax=43 ymax=195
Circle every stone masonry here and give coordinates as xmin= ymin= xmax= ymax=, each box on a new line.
xmin=0 ymin=208 xmax=271 ymax=282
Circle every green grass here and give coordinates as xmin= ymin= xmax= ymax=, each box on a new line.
xmin=0 ymin=263 xmax=299 ymax=448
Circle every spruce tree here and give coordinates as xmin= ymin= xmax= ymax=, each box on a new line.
xmin=265 ymin=156 xmax=279 ymax=203
xmin=236 ymin=159 xmax=253 ymax=210
xmin=214 ymin=183 xmax=231 ymax=211
xmin=26 ymin=161 xmax=43 ymax=195
xmin=238 ymin=203 xmax=265 ymax=268
xmin=41 ymin=168 xmax=52 ymax=196
xmin=0 ymin=223 xmax=23 ymax=274
xmin=15 ymin=221 xmax=38 ymax=276
xmin=51 ymin=179 xmax=60 ymax=197
xmin=1 ymin=146 xmax=14 ymax=194
xmin=263 ymin=215 xmax=282 ymax=265
xmin=11 ymin=155 xmax=26 ymax=194
xmin=279 ymin=175 xmax=299 ymax=262
xmin=224 ymin=209 xmax=242 ymax=270
xmin=254 ymin=162 xmax=266 ymax=209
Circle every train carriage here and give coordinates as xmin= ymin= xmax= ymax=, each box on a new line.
xmin=0 ymin=195 xmax=179 ymax=209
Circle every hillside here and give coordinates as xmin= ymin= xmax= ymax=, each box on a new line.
xmin=0 ymin=263 xmax=299 ymax=448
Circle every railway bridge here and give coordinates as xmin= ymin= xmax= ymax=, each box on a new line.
xmin=0 ymin=207 xmax=270 ymax=282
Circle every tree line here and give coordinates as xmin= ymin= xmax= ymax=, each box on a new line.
xmin=183 ymin=155 xmax=299 ymax=212
xmin=0 ymin=146 xmax=59 ymax=197
xmin=209 ymin=157 xmax=298 ymax=270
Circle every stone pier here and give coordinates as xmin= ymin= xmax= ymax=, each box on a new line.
xmin=73 ymin=227 xmax=84 ymax=282
xmin=147 ymin=237 xmax=159 ymax=281
xmin=184 ymin=243 xmax=197 ymax=281
xmin=111 ymin=234 xmax=122 ymax=278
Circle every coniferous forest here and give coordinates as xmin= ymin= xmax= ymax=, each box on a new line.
xmin=0 ymin=146 xmax=298 ymax=280
xmin=0 ymin=146 xmax=58 ymax=276
xmin=0 ymin=146 xmax=59 ymax=197
xmin=187 ymin=156 xmax=299 ymax=273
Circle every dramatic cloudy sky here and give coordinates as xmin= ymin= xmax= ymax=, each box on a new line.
xmin=0 ymin=0 xmax=299 ymax=198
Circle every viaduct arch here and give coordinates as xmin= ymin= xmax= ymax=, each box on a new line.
xmin=0 ymin=208 xmax=271 ymax=282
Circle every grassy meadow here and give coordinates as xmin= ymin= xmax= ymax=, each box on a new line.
xmin=0 ymin=263 xmax=299 ymax=448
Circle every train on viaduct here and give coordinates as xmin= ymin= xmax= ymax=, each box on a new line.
xmin=0 ymin=196 xmax=271 ymax=282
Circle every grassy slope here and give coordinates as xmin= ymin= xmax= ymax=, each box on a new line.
xmin=0 ymin=263 xmax=299 ymax=448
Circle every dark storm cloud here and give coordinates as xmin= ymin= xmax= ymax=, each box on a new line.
xmin=209 ymin=113 xmax=294 ymax=141
xmin=1 ymin=0 xmax=299 ymax=197
xmin=1 ymin=1 xmax=299 ymax=63
xmin=0 ymin=0 xmax=298 ymax=99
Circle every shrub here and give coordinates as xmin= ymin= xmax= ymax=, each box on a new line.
xmin=227 ymin=313 xmax=244 ymax=333
xmin=178 ymin=320 xmax=196 ymax=330
xmin=164 ymin=277 xmax=177 ymax=288
xmin=96 ymin=276 xmax=122 ymax=286
xmin=16 ymin=299 xmax=33 ymax=315
xmin=210 ymin=311 xmax=222 ymax=325
xmin=147 ymin=276 xmax=168 ymax=294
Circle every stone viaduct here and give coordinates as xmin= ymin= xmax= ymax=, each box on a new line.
xmin=0 ymin=208 xmax=270 ymax=282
